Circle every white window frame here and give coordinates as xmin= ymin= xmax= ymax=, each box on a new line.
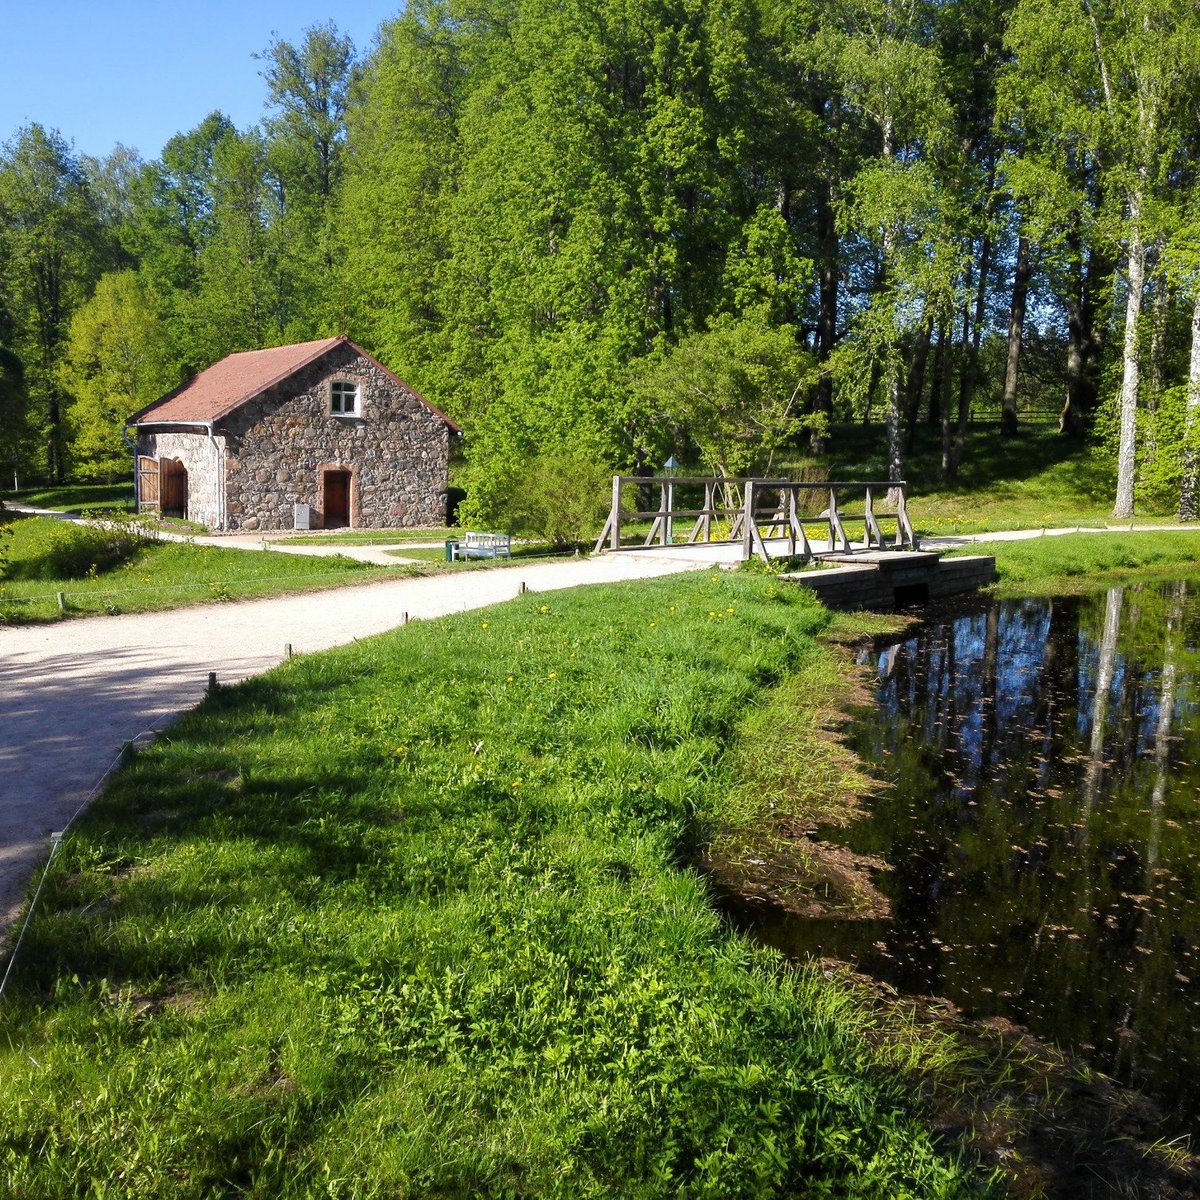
xmin=330 ymin=379 xmax=360 ymax=417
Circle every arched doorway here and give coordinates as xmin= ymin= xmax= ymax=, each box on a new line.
xmin=160 ymin=458 xmax=188 ymax=519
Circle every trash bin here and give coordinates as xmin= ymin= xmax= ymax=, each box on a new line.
xmin=445 ymin=539 xmax=459 ymax=562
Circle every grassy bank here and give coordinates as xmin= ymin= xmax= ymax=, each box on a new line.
xmin=0 ymin=574 xmax=991 ymax=1198
xmin=0 ymin=516 xmax=409 ymax=623
xmin=956 ymin=529 xmax=1200 ymax=595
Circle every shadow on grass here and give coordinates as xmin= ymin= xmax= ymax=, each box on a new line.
xmin=790 ymin=424 xmax=1111 ymax=499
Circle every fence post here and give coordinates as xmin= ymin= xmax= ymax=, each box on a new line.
xmin=741 ymin=481 xmax=755 ymax=561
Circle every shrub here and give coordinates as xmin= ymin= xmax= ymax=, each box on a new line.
xmin=2 ymin=514 xmax=146 ymax=581
xmin=494 ymin=449 xmax=615 ymax=548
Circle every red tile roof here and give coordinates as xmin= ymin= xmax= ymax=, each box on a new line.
xmin=129 ymin=336 xmax=460 ymax=431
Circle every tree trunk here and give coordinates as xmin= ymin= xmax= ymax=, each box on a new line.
xmin=942 ymin=289 xmax=972 ymax=481
xmin=1112 ymin=217 xmax=1144 ymax=520
xmin=903 ymin=314 xmax=933 ymax=451
xmin=953 ymin=232 xmax=991 ymax=472
xmin=1142 ymin=277 xmax=1169 ymax=472
xmin=1177 ymin=288 xmax=1200 ymax=520
xmin=1062 ymin=239 xmax=1109 ymax=436
xmin=927 ymin=319 xmax=951 ymax=428
xmin=810 ymin=181 xmax=838 ymax=454
xmin=887 ymin=366 xmax=904 ymax=497
xmin=1000 ymin=233 xmax=1030 ymax=437
xmin=941 ymin=356 xmax=956 ymax=483
xmin=861 ymin=359 xmax=881 ymax=427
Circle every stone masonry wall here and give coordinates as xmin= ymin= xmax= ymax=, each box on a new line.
xmin=219 ymin=343 xmax=451 ymax=532
xmin=135 ymin=429 xmax=224 ymax=529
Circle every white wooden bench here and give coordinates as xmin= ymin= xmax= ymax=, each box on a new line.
xmin=452 ymin=531 xmax=512 ymax=560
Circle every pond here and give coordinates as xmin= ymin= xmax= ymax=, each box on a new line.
xmin=755 ymin=579 xmax=1200 ymax=1124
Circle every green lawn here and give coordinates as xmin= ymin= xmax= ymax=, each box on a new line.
xmin=0 ymin=574 xmax=993 ymax=1198
xmin=959 ymin=528 xmax=1200 ymax=594
xmin=0 ymin=516 xmax=418 ymax=623
xmin=4 ymin=481 xmax=137 ymax=515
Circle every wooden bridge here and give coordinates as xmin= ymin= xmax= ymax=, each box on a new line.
xmin=594 ymin=475 xmax=916 ymax=562
xmin=593 ymin=474 xmax=995 ymax=609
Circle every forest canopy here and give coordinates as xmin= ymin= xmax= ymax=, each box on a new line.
xmin=3 ymin=0 xmax=1200 ymax=522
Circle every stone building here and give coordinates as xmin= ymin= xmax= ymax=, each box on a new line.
xmin=128 ymin=336 xmax=460 ymax=531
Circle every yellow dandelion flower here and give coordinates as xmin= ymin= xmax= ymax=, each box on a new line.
xmin=481 ymin=621 xmax=490 ymax=629
xmin=548 ymin=671 xmax=557 ymax=679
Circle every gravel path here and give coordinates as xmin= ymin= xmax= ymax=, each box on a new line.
xmin=0 ymin=546 xmax=735 ymax=941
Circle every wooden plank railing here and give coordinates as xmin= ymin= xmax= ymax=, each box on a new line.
xmin=593 ymin=476 xmax=915 ymax=562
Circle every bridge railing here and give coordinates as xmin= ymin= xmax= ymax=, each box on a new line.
xmin=593 ymin=475 xmax=916 ymax=562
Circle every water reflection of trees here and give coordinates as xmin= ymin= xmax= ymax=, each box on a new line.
xmin=839 ymin=581 xmax=1200 ymax=1113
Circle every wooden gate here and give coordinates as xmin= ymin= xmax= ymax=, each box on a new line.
xmin=137 ymin=456 xmax=160 ymax=510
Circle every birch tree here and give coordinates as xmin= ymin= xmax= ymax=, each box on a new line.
xmin=819 ymin=0 xmax=960 ymax=494
xmin=1005 ymin=0 xmax=1200 ymax=517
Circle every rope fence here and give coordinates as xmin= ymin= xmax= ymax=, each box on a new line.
xmin=0 ymin=727 xmax=159 ymax=1002
xmin=0 ymin=566 xmax=408 ymax=610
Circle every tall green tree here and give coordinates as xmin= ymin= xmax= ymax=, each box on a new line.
xmin=59 ymin=271 xmax=179 ymax=479
xmin=188 ymin=131 xmax=283 ymax=361
xmin=258 ymin=22 xmax=357 ymax=338
xmin=817 ymin=0 xmax=961 ymax=489
xmin=0 ymin=342 xmax=30 ymax=487
xmin=0 ymin=124 xmax=104 ymax=481
xmin=124 ymin=112 xmax=238 ymax=370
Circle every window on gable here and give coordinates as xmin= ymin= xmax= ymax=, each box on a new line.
xmin=330 ymin=380 xmax=359 ymax=416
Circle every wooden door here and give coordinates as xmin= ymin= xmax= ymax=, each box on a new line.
xmin=160 ymin=458 xmax=188 ymax=518
xmin=323 ymin=469 xmax=351 ymax=527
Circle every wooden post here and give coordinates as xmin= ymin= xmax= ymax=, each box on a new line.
xmin=56 ymin=592 xmax=65 ymax=612
xmin=207 ymin=671 xmax=217 ymax=694
xmin=741 ymin=480 xmax=755 ymax=561
xmin=610 ymin=474 xmax=622 ymax=551
xmin=896 ymin=483 xmax=915 ymax=548
xmin=664 ymin=478 xmax=674 ymax=546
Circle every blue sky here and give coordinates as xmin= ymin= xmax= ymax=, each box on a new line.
xmin=1 ymin=1 xmax=401 ymax=162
